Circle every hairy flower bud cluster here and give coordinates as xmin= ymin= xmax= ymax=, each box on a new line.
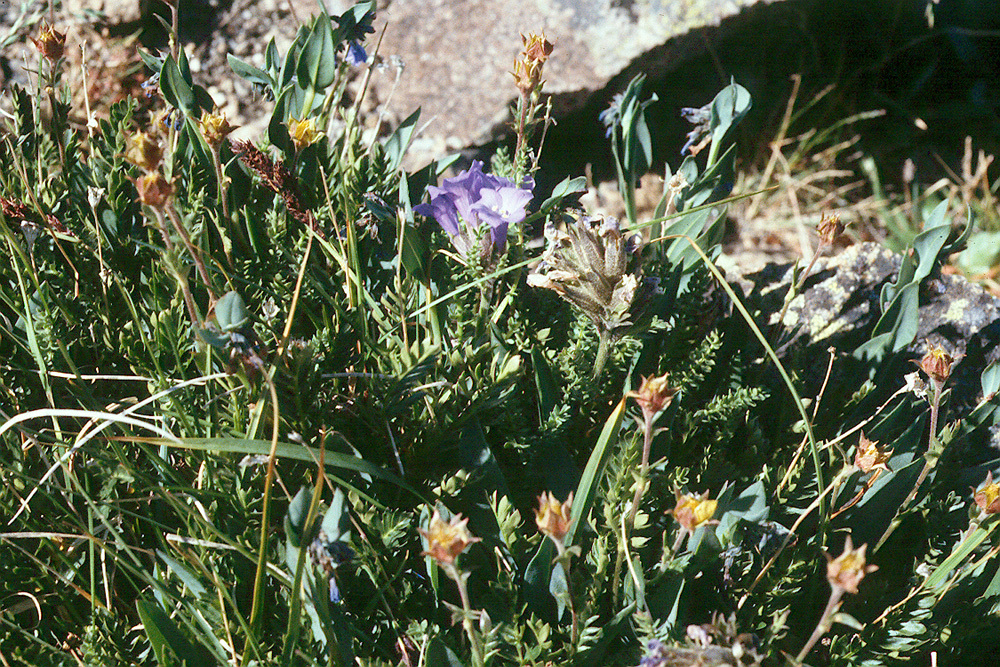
xmin=528 ymin=213 xmax=659 ymax=341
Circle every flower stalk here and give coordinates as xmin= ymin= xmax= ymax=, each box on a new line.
xmin=535 ymin=492 xmax=578 ymax=643
xmin=796 ymin=536 xmax=877 ymax=664
xmin=419 ymin=511 xmax=485 ymax=667
xmin=903 ymin=345 xmax=954 ymax=507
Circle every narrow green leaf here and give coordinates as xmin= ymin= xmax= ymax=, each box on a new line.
xmin=136 ymin=598 xmax=215 ymax=666
xmin=567 ymin=398 xmax=627 ymax=547
xmin=532 ymin=347 xmax=559 ymax=423
xmin=384 ymin=108 xmax=420 ymax=173
xmin=156 ymin=550 xmax=207 ymax=598
xmin=228 ymin=54 xmax=275 ymax=89
xmin=128 ymin=436 xmax=429 ymax=504
xmin=924 ymin=518 xmax=1000 ymax=590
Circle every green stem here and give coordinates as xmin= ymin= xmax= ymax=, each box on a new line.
xmin=614 ymin=415 xmax=653 ymax=607
xmin=903 ymin=380 xmax=944 ymax=509
xmin=446 ymin=564 xmax=484 ymax=667
xmin=795 ymin=587 xmax=844 ymax=664
xmin=246 ymin=371 xmax=281 ymax=655
xmin=593 ymin=330 xmax=613 ymax=380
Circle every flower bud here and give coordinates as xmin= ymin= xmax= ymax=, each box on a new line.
xmin=134 ymin=172 xmax=174 ymax=208
xmin=535 ymin=491 xmax=573 ymax=546
xmin=288 ymin=116 xmax=323 ymax=151
xmin=124 ymin=131 xmax=164 ymax=172
xmin=628 ymin=373 xmax=678 ymax=423
xmin=198 ymin=108 xmax=236 ymax=148
xmin=919 ymin=345 xmax=954 ymax=387
xmin=817 ymin=213 xmax=845 ymax=246
xmin=854 ymin=432 xmax=892 ymax=474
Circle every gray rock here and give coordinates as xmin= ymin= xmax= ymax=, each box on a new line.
xmin=372 ymin=0 xmax=772 ymax=160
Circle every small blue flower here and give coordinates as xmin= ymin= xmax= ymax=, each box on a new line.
xmin=599 ymin=92 xmax=625 ymax=137
xmin=414 ymin=161 xmax=533 ymax=261
xmin=345 ymin=41 xmax=367 ymax=66
xmin=639 ymin=639 xmax=668 ymax=667
xmin=680 ymin=103 xmax=712 ymax=156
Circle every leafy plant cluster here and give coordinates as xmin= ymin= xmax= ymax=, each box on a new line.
xmin=1 ymin=2 xmax=999 ymax=666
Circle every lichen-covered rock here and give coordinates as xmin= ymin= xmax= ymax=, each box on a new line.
xmin=755 ymin=242 xmax=1000 ymax=361
xmin=743 ymin=242 xmax=1000 ymax=431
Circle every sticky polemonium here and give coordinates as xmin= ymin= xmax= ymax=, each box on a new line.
xmin=415 ymin=161 xmax=533 ymax=262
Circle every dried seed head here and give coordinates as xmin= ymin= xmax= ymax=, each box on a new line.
xmin=974 ymin=471 xmax=1000 ymax=515
xmin=854 ymin=432 xmax=892 ymax=474
xmin=528 ymin=213 xmax=659 ymax=340
xmin=418 ymin=510 xmax=480 ymax=566
xmin=825 ymin=535 xmax=877 ymax=595
xmin=535 ymin=491 xmax=573 ymax=546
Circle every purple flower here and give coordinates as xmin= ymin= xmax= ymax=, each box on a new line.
xmin=345 ymin=41 xmax=367 ymax=66
xmin=415 ymin=161 xmax=533 ymax=260
xmin=599 ymin=92 xmax=625 ymax=137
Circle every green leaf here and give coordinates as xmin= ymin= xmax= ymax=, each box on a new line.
xmin=426 ymin=638 xmax=465 ymax=667
xmin=214 ymin=290 xmax=249 ymax=332
xmin=286 ymin=486 xmax=311 ymax=546
xmin=384 ymin=108 xmax=420 ymax=173
xmin=322 ymin=488 xmax=351 ymax=542
xmin=296 ymin=13 xmax=337 ymax=92
xmin=924 ymin=517 xmax=1000 ymax=590
xmin=532 ymin=347 xmax=559 ymax=423
xmin=549 ymin=561 xmax=570 ymax=621
xmin=832 ymin=611 xmax=865 ymax=631
xmin=983 ymin=359 xmax=1000 ymax=397
xmin=156 ymin=550 xmax=207 ymax=598
xmin=855 ymin=282 xmax=920 ymax=360
xmin=540 ymin=175 xmax=587 ymax=212
xmin=136 ymin=598 xmax=215 ymax=666
xmin=228 ymin=54 xmax=275 ymax=90
xmin=568 ymin=398 xmax=627 ymax=547
xmin=268 ymin=87 xmax=294 ymax=154
xmin=709 ymin=81 xmax=752 ymax=151
xmin=129 ymin=436 xmax=429 ymax=504
xmin=159 ymin=55 xmax=195 ymax=114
